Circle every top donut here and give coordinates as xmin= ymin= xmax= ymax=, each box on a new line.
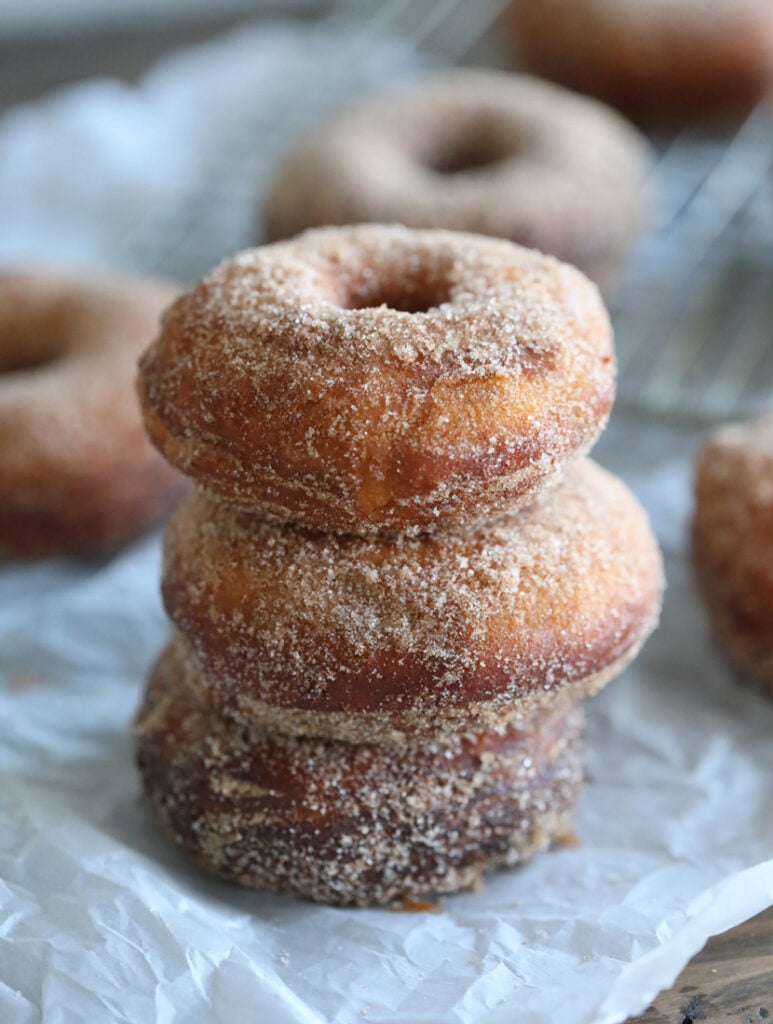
xmin=264 ymin=70 xmax=650 ymax=285
xmin=138 ymin=224 xmax=614 ymax=535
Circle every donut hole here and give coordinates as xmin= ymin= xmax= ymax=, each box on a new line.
xmin=0 ymin=348 xmax=61 ymax=375
xmin=336 ymin=264 xmax=453 ymax=314
xmin=1 ymin=306 xmax=71 ymax=375
xmin=343 ymin=284 xmax=448 ymax=314
xmin=424 ymin=133 xmax=514 ymax=177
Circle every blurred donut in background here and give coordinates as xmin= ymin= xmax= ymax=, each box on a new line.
xmin=508 ymin=0 xmax=773 ymax=123
xmin=263 ymin=70 xmax=651 ymax=286
xmin=693 ymin=412 xmax=773 ymax=695
xmin=0 ymin=270 xmax=186 ymax=559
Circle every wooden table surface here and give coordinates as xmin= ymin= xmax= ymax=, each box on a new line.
xmin=629 ymin=907 xmax=773 ymax=1024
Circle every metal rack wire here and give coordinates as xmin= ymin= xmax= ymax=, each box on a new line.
xmin=123 ymin=0 xmax=773 ymax=424
xmin=613 ymin=103 xmax=773 ymax=421
xmin=118 ymin=0 xmax=507 ymax=281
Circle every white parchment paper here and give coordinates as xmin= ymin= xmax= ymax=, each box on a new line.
xmin=0 ymin=19 xmax=771 ymax=1024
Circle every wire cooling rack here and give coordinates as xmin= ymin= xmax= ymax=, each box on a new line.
xmin=613 ymin=104 xmax=773 ymax=421
xmin=119 ymin=0 xmax=506 ymax=281
xmin=125 ymin=0 xmax=773 ymax=424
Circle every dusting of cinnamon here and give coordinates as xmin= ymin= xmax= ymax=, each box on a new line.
xmin=134 ymin=224 xmax=664 ymax=905
xmin=138 ymin=224 xmax=615 ymax=535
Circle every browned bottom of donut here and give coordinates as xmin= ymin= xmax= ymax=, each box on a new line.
xmin=0 ymin=458 xmax=187 ymax=560
xmin=135 ymin=653 xmax=585 ymax=906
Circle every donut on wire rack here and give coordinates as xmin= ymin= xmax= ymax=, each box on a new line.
xmin=509 ymin=0 xmax=773 ymax=123
xmin=263 ymin=70 xmax=650 ymax=284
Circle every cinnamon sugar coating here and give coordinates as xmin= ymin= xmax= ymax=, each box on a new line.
xmin=264 ymin=71 xmax=650 ymax=285
xmin=0 ymin=270 xmax=187 ymax=558
xmin=510 ymin=0 xmax=773 ymax=122
xmin=161 ymin=460 xmax=663 ymax=741
xmin=138 ymin=225 xmax=615 ymax=535
xmin=136 ymin=648 xmax=585 ymax=906
xmin=135 ymin=223 xmax=662 ymax=904
xmin=693 ymin=413 xmax=773 ymax=693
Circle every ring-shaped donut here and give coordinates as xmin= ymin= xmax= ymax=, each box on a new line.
xmin=509 ymin=0 xmax=773 ymax=122
xmin=160 ymin=460 xmax=663 ymax=743
xmin=136 ymin=650 xmax=585 ymax=906
xmin=264 ymin=71 xmax=650 ymax=284
xmin=139 ymin=225 xmax=615 ymax=535
xmin=0 ymin=270 xmax=185 ymax=558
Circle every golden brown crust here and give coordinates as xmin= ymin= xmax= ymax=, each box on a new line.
xmin=161 ymin=460 xmax=664 ymax=739
xmin=693 ymin=413 xmax=773 ymax=694
xmin=135 ymin=648 xmax=585 ymax=906
xmin=138 ymin=225 xmax=615 ymax=534
xmin=509 ymin=0 xmax=773 ymax=123
xmin=263 ymin=71 xmax=650 ymax=283
xmin=0 ymin=270 xmax=187 ymax=559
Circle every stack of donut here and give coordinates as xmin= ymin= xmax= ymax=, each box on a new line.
xmin=135 ymin=224 xmax=663 ymax=906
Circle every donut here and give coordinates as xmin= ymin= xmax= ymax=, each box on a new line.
xmin=135 ymin=645 xmax=585 ymax=906
xmin=0 ymin=270 xmax=186 ymax=559
xmin=263 ymin=70 xmax=650 ymax=284
xmin=160 ymin=459 xmax=664 ymax=743
xmin=509 ymin=0 xmax=773 ymax=123
xmin=693 ymin=412 xmax=773 ymax=694
xmin=138 ymin=224 xmax=615 ymax=535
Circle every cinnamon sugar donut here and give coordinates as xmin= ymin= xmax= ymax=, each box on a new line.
xmin=136 ymin=648 xmax=585 ymax=906
xmin=693 ymin=412 xmax=773 ymax=693
xmin=0 ymin=270 xmax=186 ymax=558
xmin=264 ymin=71 xmax=650 ymax=284
xmin=161 ymin=460 xmax=663 ymax=743
xmin=138 ymin=225 xmax=615 ymax=535
xmin=510 ymin=0 xmax=773 ymax=122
